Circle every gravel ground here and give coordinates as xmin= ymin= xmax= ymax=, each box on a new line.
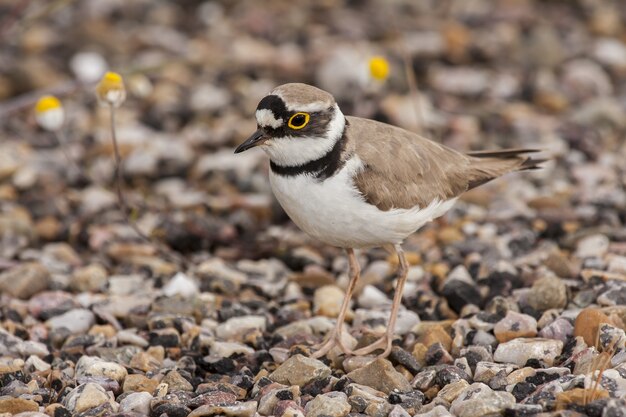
xmin=1 ymin=0 xmax=626 ymax=416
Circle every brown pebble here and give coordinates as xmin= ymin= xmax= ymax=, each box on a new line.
xmin=418 ymin=324 xmax=453 ymax=352
xmin=574 ymin=308 xmax=613 ymax=347
xmin=123 ymin=374 xmax=160 ymax=393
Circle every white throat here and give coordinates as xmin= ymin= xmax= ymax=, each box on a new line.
xmin=262 ymin=104 xmax=345 ymax=167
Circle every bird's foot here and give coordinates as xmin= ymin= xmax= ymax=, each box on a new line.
xmin=351 ymin=334 xmax=393 ymax=358
xmin=311 ymin=330 xmax=354 ymax=359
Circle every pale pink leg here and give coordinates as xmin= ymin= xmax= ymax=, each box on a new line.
xmin=311 ymin=248 xmax=360 ymax=358
xmin=351 ymin=244 xmax=408 ymax=358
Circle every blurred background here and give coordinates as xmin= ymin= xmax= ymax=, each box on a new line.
xmin=0 ymin=0 xmax=625 ymax=264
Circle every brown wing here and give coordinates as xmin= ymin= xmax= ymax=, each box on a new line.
xmin=348 ymin=116 xmax=544 ymax=211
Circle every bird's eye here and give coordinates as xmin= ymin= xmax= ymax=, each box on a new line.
xmin=288 ymin=112 xmax=310 ymax=130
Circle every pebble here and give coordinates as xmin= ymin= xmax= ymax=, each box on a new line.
xmin=24 ymin=355 xmax=50 ymax=372
xmin=75 ymin=355 xmax=128 ymax=383
xmin=46 ymin=309 xmax=95 ymax=334
xmin=210 ymin=341 xmax=255 ymax=357
xmin=70 ymin=264 xmax=108 ymax=292
xmin=353 ymin=308 xmax=420 ymax=335
xmin=0 ymin=262 xmax=50 ymax=299
xmin=473 ymin=362 xmax=518 ymax=383
xmin=123 ymin=374 xmax=159 ymax=393
xmin=269 ymin=354 xmax=331 ymax=387
xmin=417 ymin=324 xmax=452 ymax=352
xmin=188 ymin=401 xmax=258 ymax=417
xmin=575 ymin=234 xmax=610 ymax=258
xmin=436 ymin=379 xmax=469 ymax=403
xmin=527 ymin=276 xmax=568 ymax=311
xmin=449 ymin=383 xmax=515 ymax=417
xmin=216 ymin=315 xmax=266 ymax=341
xmin=346 ymin=358 xmax=412 ymax=394
xmin=415 ymin=405 xmax=454 ymax=417
xmin=162 ymin=272 xmax=199 ymax=298
xmin=119 ymin=391 xmax=153 ymax=414
xmin=440 ymin=266 xmax=481 ymax=313
xmin=494 ymin=311 xmax=538 ymax=343
xmin=538 ymin=317 xmax=574 ymax=342
xmin=63 ymin=382 xmax=116 ymax=414
xmin=313 ymin=285 xmax=346 ymax=317
xmin=304 ymin=392 xmax=351 ymax=417
xmin=494 ymin=338 xmax=563 ymax=366
xmin=162 ymin=370 xmax=193 ymax=392
xmin=573 ymin=307 xmax=613 ymax=347
xmin=0 ymin=398 xmax=39 ymax=414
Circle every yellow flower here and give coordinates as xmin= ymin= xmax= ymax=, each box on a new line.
xmin=368 ymin=56 xmax=390 ymax=81
xmin=96 ymin=71 xmax=126 ymax=107
xmin=35 ymin=95 xmax=64 ymax=131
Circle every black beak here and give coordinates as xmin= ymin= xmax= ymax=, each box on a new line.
xmin=234 ymin=129 xmax=267 ymax=153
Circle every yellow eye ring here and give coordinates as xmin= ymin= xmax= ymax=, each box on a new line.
xmin=288 ymin=112 xmax=310 ymax=129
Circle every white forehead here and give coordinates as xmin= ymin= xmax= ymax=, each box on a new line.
xmin=255 ymin=108 xmax=283 ymax=128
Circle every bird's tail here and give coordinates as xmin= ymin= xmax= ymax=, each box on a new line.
xmin=466 ymin=149 xmax=548 ymax=190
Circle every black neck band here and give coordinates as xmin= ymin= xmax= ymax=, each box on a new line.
xmin=270 ymin=119 xmax=348 ymax=180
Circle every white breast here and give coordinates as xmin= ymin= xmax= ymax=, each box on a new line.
xmin=269 ymin=157 xmax=457 ymax=249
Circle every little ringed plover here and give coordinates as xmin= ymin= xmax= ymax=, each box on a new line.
xmin=235 ymin=83 xmax=545 ymax=358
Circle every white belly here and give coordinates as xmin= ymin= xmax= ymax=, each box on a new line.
xmin=269 ymin=157 xmax=457 ymax=249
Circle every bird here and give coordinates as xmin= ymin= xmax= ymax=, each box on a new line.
xmin=235 ymin=83 xmax=545 ymax=358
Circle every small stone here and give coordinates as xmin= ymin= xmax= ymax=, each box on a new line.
xmin=63 ymin=382 xmax=112 ymax=414
xmin=163 ymin=272 xmax=199 ymax=298
xmin=357 ymin=285 xmax=391 ymax=309
xmin=544 ymin=250 xmax=577 ymax=278
xmin=441 ymin=266 xmax=481 ymax=313
xmin=123 ymin=374 xmax=159 ymax=393
xmin=0 ymin=398 xmax=38 ymax=414
xmin=304 ymin=392 xmax=350 ymax=417
xmin=353 ymin=308 xmax=420 ymax=335
xmin=0 ymin=262 xmax=50 ymax=299
xmin=436 ymin=379 xmax=469 ymax=403
xmin=148 ymin=328 xmax=181 ymax=347
xmin=473 ymin=362 xmax=518 ymax=383
xmin=494 ymin=338 xmax=563 ymax=366
xmin=24 ymin=355 xmax=51 ymax=372
xmin=418 ymin=325 xmax=452 ymax=352
xmin=388 ymin=404 xmax=412 ymax=417
xmin=75 ymin=355 xmax=128 ymax=383
xmin=269 ymin=354 xmax=331 ymax=387
xmin=598 ymin=284 xmax=626 ymax=306
xmin=163 ymin=370 xmax=193 ymax=392
xmin=347 ymin=357 xmax=412 ymax=394
xmin=494 ymin=311 xmax=538 ymax=343
xmin=258 ymin=385 xmax=300 ymax=415
xmin=574 ymin=308 xmax=613 ymax=347
xmin=216 ymin=315 xmax=266 ymax=341
xmin=425 ymin=342 xmax=453 ymax=365
xmin=70 ymin=264 xmax=108 ymax=292
xmin=188 ymin=401 xmax=258 ymax=417
xmin=119 ymin=392 xmax=152 ymax=414
xmin=46 ymin=309 xmax=95 ymax=334
xmin=576 ymin=234 xmax=610 ymax=258
xmin=389 ymin=346 xmax=422 ymax=374
xmin=414 ymin=405 xmax=454 ymax=417
xmin=449 ymin=383 xmax=515 ymax=417
xmin=538 ymin=318 xmax=574 ymax=342
xmin=210 ymin=341 xmax=255 ymax=357
xmin=313 ymin=285 xmax=346 ymax=317
xmin=527 ymin=276 xmax=568 ymax=311
xmin=129 ymin=351 xmax=161 ymax=372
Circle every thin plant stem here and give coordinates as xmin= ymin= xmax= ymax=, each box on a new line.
xmin=401 ymin=41 xmax=426 ymax=135
xmin=107 ymin=105 xmax=187 ymax=268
